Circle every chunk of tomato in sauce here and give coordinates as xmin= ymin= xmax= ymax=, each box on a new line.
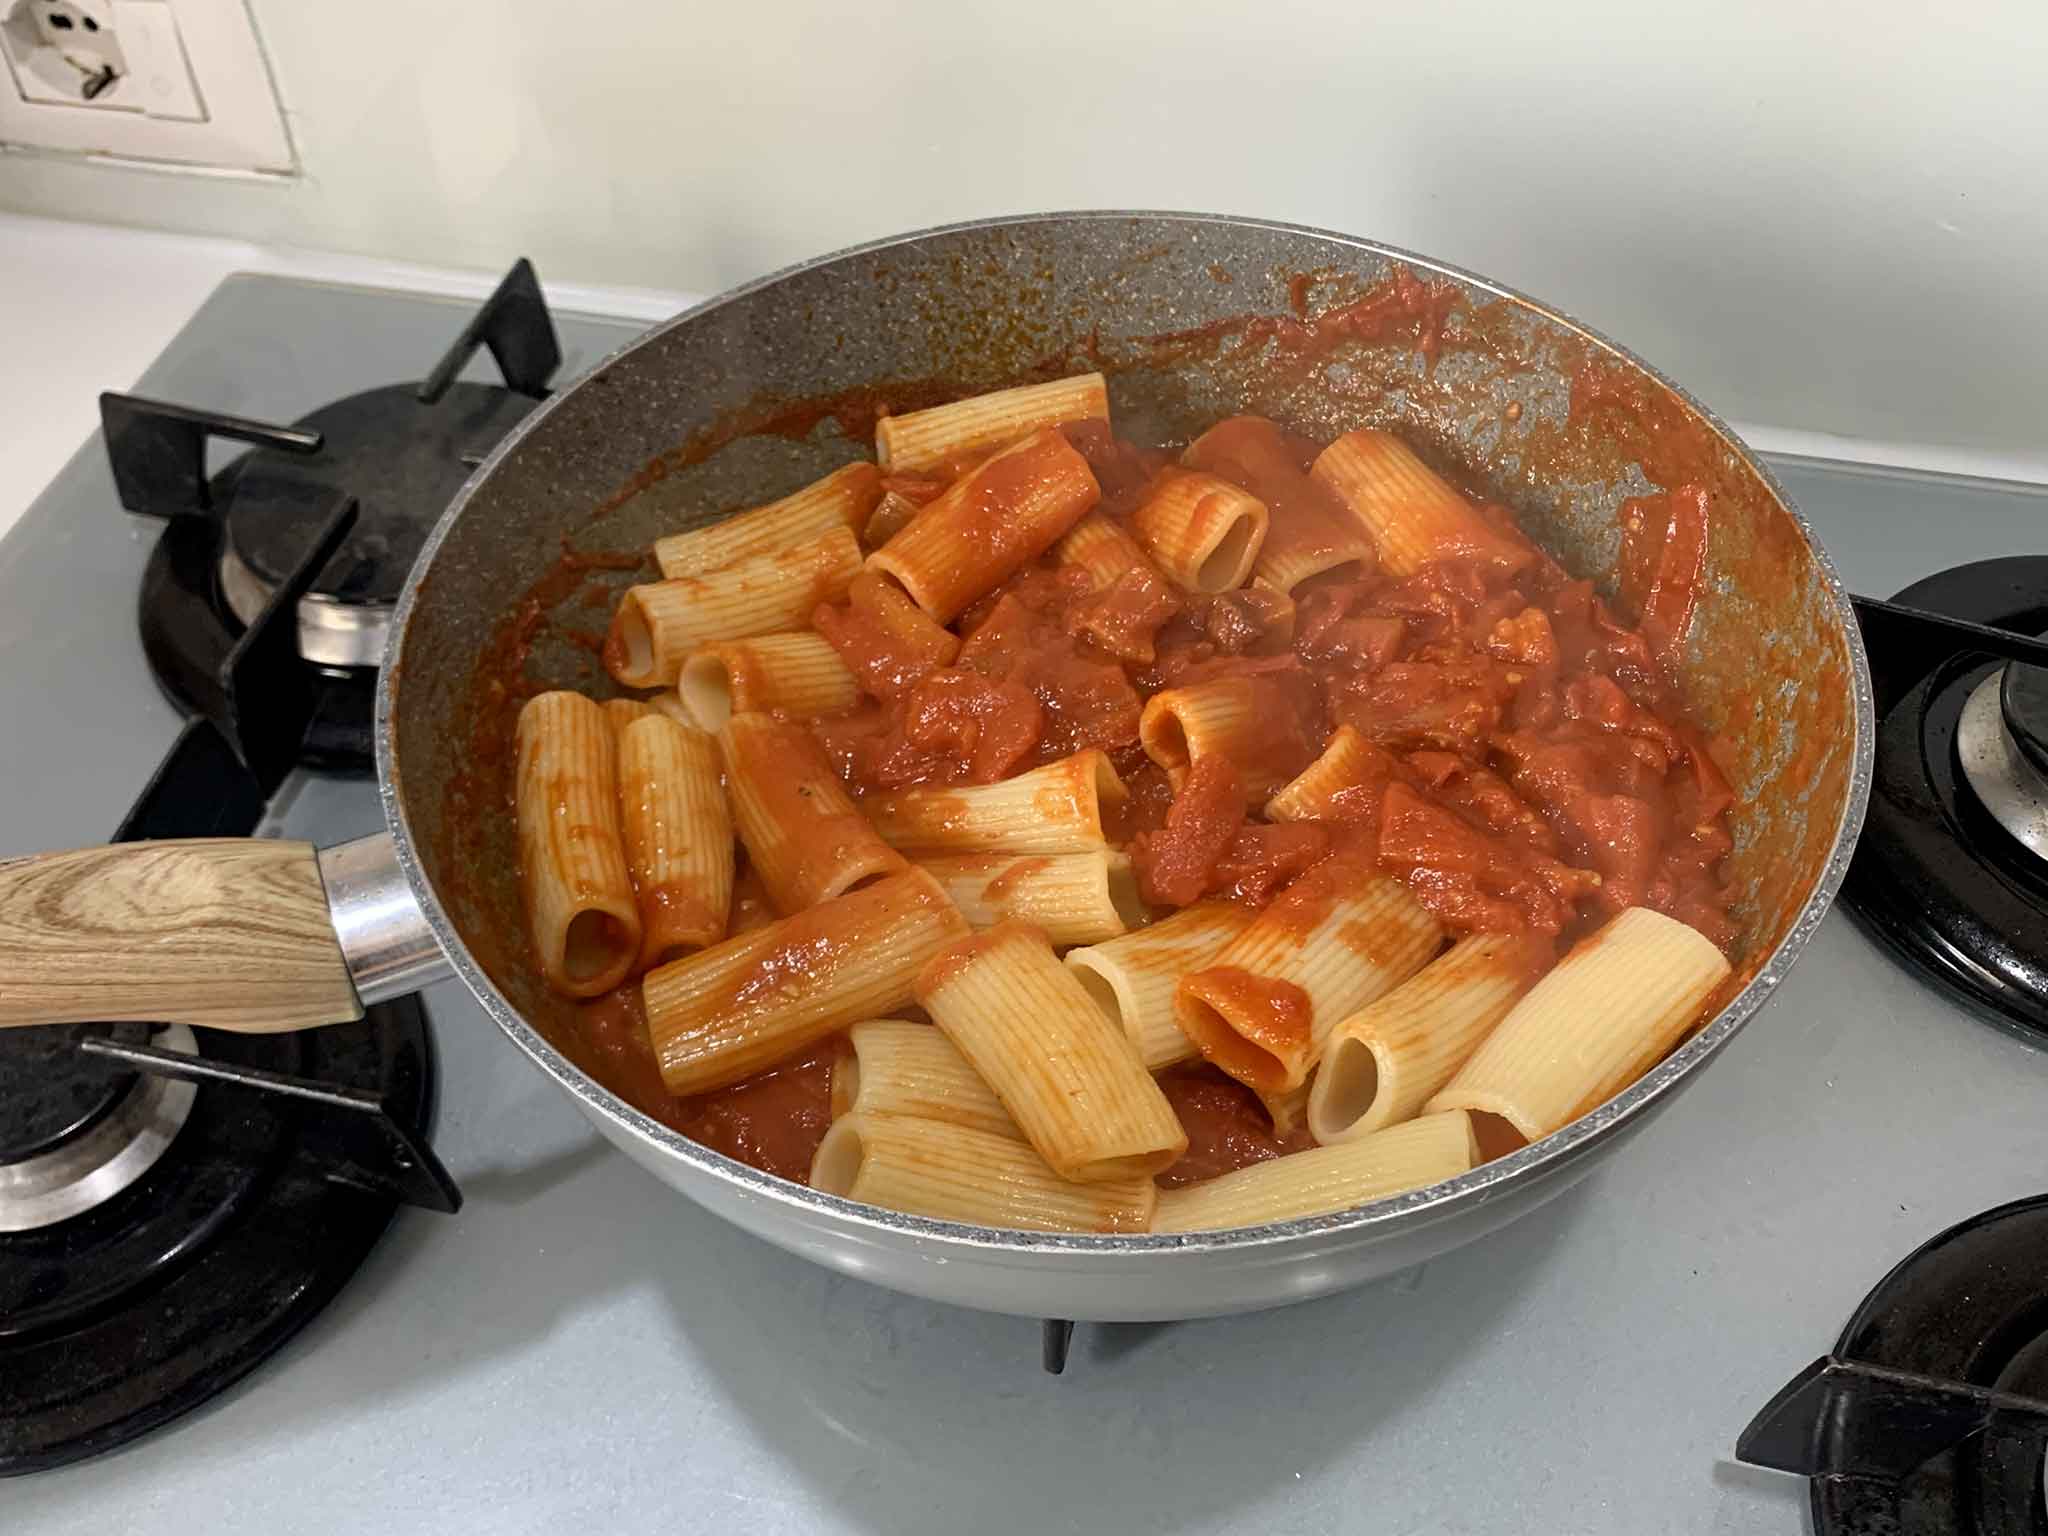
xmin=900 ymin=668 xmax=1042 ymax=783
xmin=957 ymin=571 xmax=1144 ymax=759
xmin=1378 ymin=781 xmax=1599 ymax=936
xmin=1154 ymin=1065 xmax=1316 ymax=1189
xmin=1131 ymin=755 xmax=1246 ymax=907
xmin=1206 ymin=821 xmax=1333 ymax=905
xmin=1059 ymin=420 xmax=1170 ymax=517
xmin=1065 ymin=566 xmax=1182 ymax=664
xmin=811 ymin=700 xmax=959 ymax=791
xmin=1561 ymin=792 xmax=1661 ymax=911
xmin=1329 ymin=657 xmax=1519 ymax=756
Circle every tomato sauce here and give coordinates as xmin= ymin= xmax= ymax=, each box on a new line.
xmin=515 ymin=400 xmax=1732 ymax=1191
xmin=1155 ymin=1066 xmax=1317 ymax=1189
xmin=570 ymin=985 xmax=841 ymax=1183
xmin=807 ymin=417 xmax=1730 ymax=955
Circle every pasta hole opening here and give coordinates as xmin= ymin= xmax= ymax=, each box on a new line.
xmin=1071 ymin=1148 xmax=1175 ymax=1184
xmin=1471 ymin=1111 xmax=1528 ymax=1162
xmin=1176 ymin=997 xmax=1286 ymax=1095
xmin=829 ymin=1054 xmax=860 ymax=1119
xmin=1195 ymin=513 xmax=1258 ymax=593
xmin=1102 ymin=857 xmax=1149 ymax=934
xmin=677 ymin=655 xmax=733 ymax=727
xmin=564 ymin=910 xmax=629 ymax=984
xmin=844 ymin=860 xmax=905 ymax=897
xmin=1309 ymin=1036 xmax=1380 ymax=1143
xmin=1089 ymin=751 xmax=1130 ymax=807
xmin=1069 ymin=962 xmax=1127 ymax=1033
xmin=810 ymin=1117 xmax=867 ymax=1195
xmin=1147 ymin=715 xmax=1191 ymax=773
xmin=612 ymin=597 xmax=655 ymax=682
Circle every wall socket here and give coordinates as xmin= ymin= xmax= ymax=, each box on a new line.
xmin=0 ymin=0 xmax=292 ymax=174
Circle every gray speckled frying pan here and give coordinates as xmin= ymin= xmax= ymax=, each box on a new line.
xmin=0 ymin=213 xmax=1871 ymax=1319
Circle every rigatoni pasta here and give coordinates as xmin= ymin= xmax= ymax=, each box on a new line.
xmin=1153 ymin=1111 xmax=1480 ymax=1232
xmin=515 ymin=691 xmax=642 ymax=997
xmin=1251 ymin=514 xmax=1374 ymax=595
xmin=862 ymin=751 xmax=1127 ymax=855
xmin=616 ymin=715 xmax=733 ymax=970
xmin=839 ymin=1019 xmax=1020 ymax=1140
xmin=917 ymin=922 xmax=1186 ymax=1182
xmin=1311 ymin=429 xmax=1531 ymax=578
xmin=1053 ymin=512 xmax=1163 ymax=591
xmin=1130 ymin=471 xmax=1269 ymax=593
xmin=811 ymin=1113 xmax=1154 ymax=1233
xmin=866 ymin=427 xmax=1100 ymax=621
xmin=1139 ymin=676 xmax=1301 ymax=796
xmin=875 ymin=372 xmax=1109 ymax=474
xmin=915 ymin=850 xmax=1146 ymax=946
xmin=1425 ymin=908 xmax=1732 ymax=1146
xmin=1066 ymin=901 xmax=1257 ymax=1071
xmin=606 ymin=526 xmax=863 ymax=687
xmin=1264 ymin=726 xmax=1396 ymax=823
xmin=678 ymin=630 xmax=861 ymax=729
xmin=718 ymin=711 xmax=907 ymax=912
xmin=644 ymin=869 xmax=968 ymax=1095
xmin=1177 ymin=861 xmax=1442 ymax=1095
xmin=1183 ymin=415 xmax=1375 ymax=593
xmin=1308 ymin=933 xmax=1539 ymax=1144
xmin=653 ymin=461 xmax=881 ymax=579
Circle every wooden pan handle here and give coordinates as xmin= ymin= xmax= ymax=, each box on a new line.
xmin=0 ymin=839 xmax=363 ymax=1032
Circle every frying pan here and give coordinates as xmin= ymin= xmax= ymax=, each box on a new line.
xmin=0 ymin=213 xmax=1872 ymax=1321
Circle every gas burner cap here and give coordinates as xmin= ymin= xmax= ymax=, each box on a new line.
xmin=2001 ymin=662 xmax=2048 ymax=779
xmin=1957 ymin=671 xmax=2048 ymax=863
xmin=220 ymin=381 xmax=538 ymax=667
xmin=0 ymin=1022 xmax=142 ymax=1164
xmin=0 ymin=1026 xmax=198 ymax=1233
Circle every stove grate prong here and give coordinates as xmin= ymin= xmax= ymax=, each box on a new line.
xmin=417 ymin=257 xmax=561 ymax=404
xmin=1735 ymin=1354 xmax=2048 ymax=1483
xmin=99 ymin=394 xmax=321 ymax=521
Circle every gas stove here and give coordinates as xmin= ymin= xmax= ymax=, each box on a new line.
xmin=5 ymin=267 xmax=2048 ymax=1534
xmin=0 ymin=261 xmax=570 ymax=1469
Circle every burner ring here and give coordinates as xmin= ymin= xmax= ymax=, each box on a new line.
xmin=219 ymin=542 xmax=390 ymax=669
xmin=1957 ymin=672 xmax=2048 ymax=863
xmin=0 ymin=1026 xmax=198 ymax=1233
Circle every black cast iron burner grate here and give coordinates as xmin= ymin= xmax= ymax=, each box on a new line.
xmin=98 ymin=257 xmax=562 ymax=773
xmin=1736 ymin=1195 xmax=2048 ymax=1535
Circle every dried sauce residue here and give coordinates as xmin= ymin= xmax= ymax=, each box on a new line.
xmin=1130 ymin=263 xmax=1468 ymax=373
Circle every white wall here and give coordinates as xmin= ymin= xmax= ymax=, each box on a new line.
xmin=3 ymin=0 xmax=2044 ymax=461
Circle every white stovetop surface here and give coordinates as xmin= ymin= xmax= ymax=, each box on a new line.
xmin=4 ymin=210 xmax=2046 ymax=537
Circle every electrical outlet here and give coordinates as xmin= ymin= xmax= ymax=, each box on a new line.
xmin=0 ymin=0 xmax=291 ymax=173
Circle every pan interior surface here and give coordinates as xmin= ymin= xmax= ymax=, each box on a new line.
xmin=383 ymin=212 xmax=1865 ymax=1252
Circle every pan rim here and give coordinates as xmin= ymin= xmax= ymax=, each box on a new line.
xmin=376 ymin=208 xmax=1875 ymax=1259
